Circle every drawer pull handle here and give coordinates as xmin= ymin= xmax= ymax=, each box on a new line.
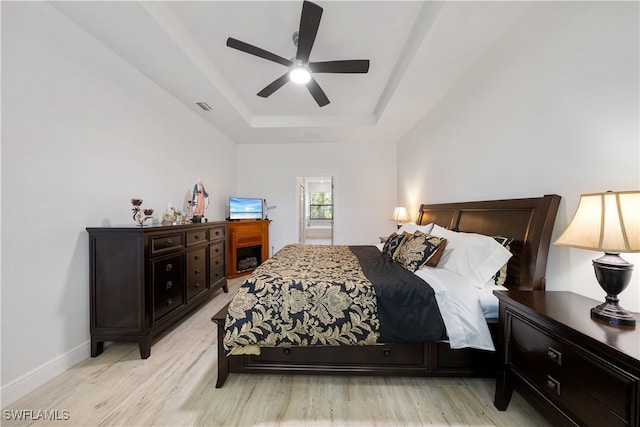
xmin=166 ymin=281 xmax=173 ymax=290
xmin=546 ymin=375 xmax=560 ymax=396
xmin=166 ymin=298 xmax=173 ymax=305
xmin=194 ymin=283 xmax=200 ymax=288
xmin=195 ymin=268 xmax=200 ymax=274
xmin=195 ymin=255 xmax=201 ymax=260
xmin=383 ymin=348 xmax=391 ymax=357
xmin=547 ymin=347 xmax=562 ymax=365
xmin=165 ymin=239 xmax=173 ymax=247
xmin=194 ymin=234 xmax=200 ymax=240
xmin=166 ymin=264 xmax=173 ymax=272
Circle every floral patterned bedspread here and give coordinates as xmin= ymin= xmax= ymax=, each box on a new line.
xmin=223 ymin=244 xmax=445 ymax=355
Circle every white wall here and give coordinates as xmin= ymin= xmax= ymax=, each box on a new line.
xmin=1 ymin=2 xmax=236 ymax=404
xmin=236 ymin=142 xmax=397 ymax=253
xmin=397 ymin=2 xmax=640 ymax=311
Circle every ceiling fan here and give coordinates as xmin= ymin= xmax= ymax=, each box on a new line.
xmin=226 ymin=1 xmax=370 ymax=107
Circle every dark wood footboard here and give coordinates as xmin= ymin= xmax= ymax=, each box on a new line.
xmin=212 ymin=303 xmax=498 ymax=387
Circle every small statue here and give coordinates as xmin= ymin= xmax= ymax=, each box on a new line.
xmin=192 ymin=179 xmax=209 ymax=223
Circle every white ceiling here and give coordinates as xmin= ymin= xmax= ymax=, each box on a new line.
xmin=51 ymin=1 xmax=536 ymax=145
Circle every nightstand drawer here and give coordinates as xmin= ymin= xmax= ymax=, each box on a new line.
xmin=510 ymin=314 xmax=635 ymax=425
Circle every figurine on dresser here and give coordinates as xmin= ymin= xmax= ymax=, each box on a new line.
xmin=192 ymin=179 xmax=209 ymax=223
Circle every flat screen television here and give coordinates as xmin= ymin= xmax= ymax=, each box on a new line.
xmin=229 ymin=197 xmax=263 ymax=220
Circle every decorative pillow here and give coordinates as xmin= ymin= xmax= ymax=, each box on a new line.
xmin=396 ymin=222 xmax=434 ymax=236
xmin=430 ymin=224 xmax=513 ymax=288
xmin=491 ymin=236 xmax=514 ymax=286
xmin=382 ymin=232 xmax=408 ymax=259
xmin=395 ymin=231 xmax=447 ymax=272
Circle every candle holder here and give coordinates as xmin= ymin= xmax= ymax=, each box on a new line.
xmin=131 ymin=198 xmax=154 ymax=225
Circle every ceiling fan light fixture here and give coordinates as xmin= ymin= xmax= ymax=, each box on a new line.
xmin=289 ymin=64 xmax=311 ymax=84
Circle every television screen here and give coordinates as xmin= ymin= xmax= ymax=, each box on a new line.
xmin=229 ymin=197 xmax=263 ymax=220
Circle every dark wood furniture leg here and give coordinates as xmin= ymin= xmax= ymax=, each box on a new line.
xmin=139 ymin=335 xmax=152 ymax=359
xmin=91 ymin=339 xmax=104 ymax=357
xmin=212 ymin=304 xmax=229 ymax=388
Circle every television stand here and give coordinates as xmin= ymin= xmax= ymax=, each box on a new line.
xmin=226 ymin=220 xmax=270 ymax=279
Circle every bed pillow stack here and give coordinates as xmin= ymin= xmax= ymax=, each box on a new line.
xmin=430 ymin=224 xmax=513 ymax=289
xmin=382 ymin=223 xmax=449 ymax=272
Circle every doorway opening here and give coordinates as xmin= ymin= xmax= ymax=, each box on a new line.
xmin=297 ymin=176 xmax=333 ymax=245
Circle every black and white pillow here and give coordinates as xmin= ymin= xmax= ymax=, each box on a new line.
xmin=395 ymin=231 xmax=447 ymax=272
xmin=492 ymin=236 xmax=514 ymax=286
xmin=382 ymin=232 xmax=408 ymax=259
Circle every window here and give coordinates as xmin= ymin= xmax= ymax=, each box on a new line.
xmin=309 ymin=192 xmax=332 ymax=220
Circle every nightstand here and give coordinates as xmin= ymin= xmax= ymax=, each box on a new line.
xmin=493 ymin=290 xmax=640 ymax=427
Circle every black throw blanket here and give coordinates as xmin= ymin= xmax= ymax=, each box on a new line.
xmin=350 ymin=246 xmax=446 ymax=343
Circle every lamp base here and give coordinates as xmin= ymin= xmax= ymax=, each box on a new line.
xmin=591 ymin=254 xmax=636 ymax=329
xmin=591 ymin=300 xmax=636 ymax=328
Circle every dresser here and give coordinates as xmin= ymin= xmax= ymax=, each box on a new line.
xmin=494 ymin=291 xmax=640 ymax=427
xmin=87 ymin=222 xmax=227 ymax=359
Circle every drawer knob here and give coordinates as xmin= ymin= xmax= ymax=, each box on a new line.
xmin=195 ymin=268 xmax=200 ymax=274
xmin=546 ymin=375 xmax=560 ymax=396
xmin=194 ymin=234 xmax=200 ymax=240
xmin=166 ymin=263 xmax=173 ymax=272
xmin=283 ymin=348 xmax=291 ymax=355
xmin=383 ymin=348 xmax=391 ymax=357
xmin=194 ymin=282 xmax=200 ymax=288
xmin=215 ymin=230 xmax=220 ymax=236
xmin=547 ymin=346 xmax=562 ymax=365
xmin=165 ymin=239 xmax=173 ymax=247
xmin=195 ymin=255 xmax=201 ymax=260
xmin=166 ymin=298 xmax=173 ymax=305
xmin=166 ymin=281 xmax=173 ymax=290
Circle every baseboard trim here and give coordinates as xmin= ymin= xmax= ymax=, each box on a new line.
xmin=1 ymin=341 xmax=90 ymax=407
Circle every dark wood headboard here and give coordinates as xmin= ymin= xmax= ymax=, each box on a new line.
xmin=416 ymin=194 xmax=561 ymax=291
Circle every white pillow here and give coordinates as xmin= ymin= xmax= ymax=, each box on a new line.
xmin=430 ymin=224 xmax=512 ymax=289
xmin=396 ymin=222 xmax=434 ymax=235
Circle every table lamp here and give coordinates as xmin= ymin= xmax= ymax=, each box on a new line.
xmin=555 ymin=190 xmax=640 ymax=328
xmin=390 ymin=207 xmax=410 ymax=229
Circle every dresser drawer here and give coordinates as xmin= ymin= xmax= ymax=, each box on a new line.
xmin=509 ymin=314 xmax=635 ymax=425
xmin=210 ymin=241 xmax=224 ymax=258
xmin=150 ymin=233 xmax=184 ymax=255
xmin=210 ymin=257 xmax=225 ymax=286
xmin=187 ymin=229 xmax=208 ymax=246
xmin=187 ymin=247 xmax=207 ymax=300
xmin=209 ymin=225 xmax=225 ymax=241
xmin=152 ymin=254 xmax=184 ymax=320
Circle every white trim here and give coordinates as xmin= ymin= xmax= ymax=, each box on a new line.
xmin=1 ymin=341 xmax=90 ymax=407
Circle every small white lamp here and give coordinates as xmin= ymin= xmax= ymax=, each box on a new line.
xmin=390 ymin=207 xmax=410 ymax=230
xmin=554 ymin=190 xmax=640 ymax=328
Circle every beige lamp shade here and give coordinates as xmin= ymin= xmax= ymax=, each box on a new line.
xmin=390 ymin=207 xmax=410 ymax=222
xmin=554 ymin=191 xmax=640 ymax=253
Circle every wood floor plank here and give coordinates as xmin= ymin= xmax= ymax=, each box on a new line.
xmin=2 ymin=278 xmax=551 ymax=426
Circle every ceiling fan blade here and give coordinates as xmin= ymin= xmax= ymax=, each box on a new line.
xmin=309 ymin=60 xmax=370 ymax=74
xmin=227 ymin=37 xmax=292 ymax=67
xmin=296 ymin=1 xmax=323 ymax=63
xmin=257 ymin=73 xmax=290 ymax=98
xmin=306 ymin=77 xmax=330 ymax=107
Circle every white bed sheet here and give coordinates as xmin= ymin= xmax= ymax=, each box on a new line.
xmin=479 ymin=284 xmax=508 ymax=319
xmin=414 ymin=267 xmax=496 ymax=351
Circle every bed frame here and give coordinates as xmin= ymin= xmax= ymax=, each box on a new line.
xmin=212 ymin=194 xmax=561 ymax=387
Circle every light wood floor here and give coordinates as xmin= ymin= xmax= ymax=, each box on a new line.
xmin=3 ymin=278 xmax=551 ymax=427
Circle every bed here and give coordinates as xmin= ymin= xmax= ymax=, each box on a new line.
xmin=212 ymin=194 xmax=561 ymax=388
